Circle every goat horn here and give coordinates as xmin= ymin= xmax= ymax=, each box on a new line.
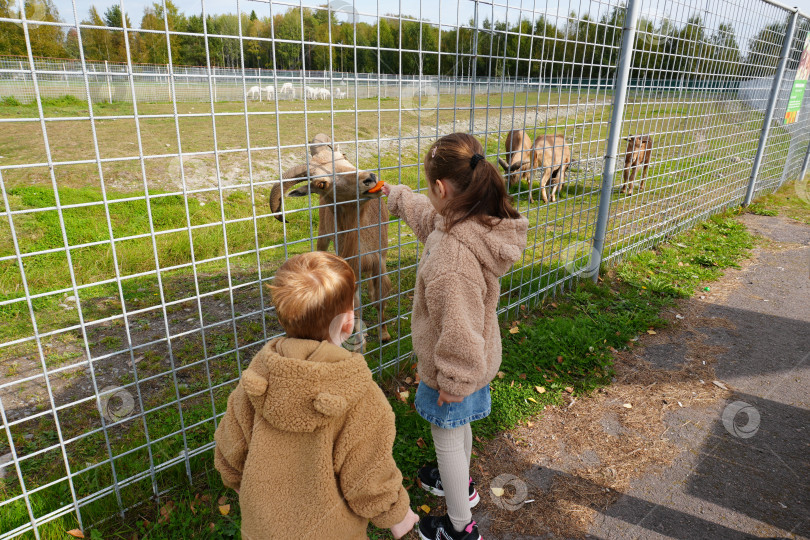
xmin=497 ymin=157 xmax=509 ymax=171
xmin=269 ymin=163 xmax=311 ymax=222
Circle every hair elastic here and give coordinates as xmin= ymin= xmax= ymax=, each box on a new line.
xmin=470 ymin=153 xmax=485 ymax=169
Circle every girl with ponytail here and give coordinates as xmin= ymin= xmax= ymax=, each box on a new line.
xmin=382 ymin=133 xmax=529 ymax=540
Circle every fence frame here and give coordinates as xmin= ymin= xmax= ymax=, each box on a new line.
xmin=2 ymin=0 xmax=810 ymax=537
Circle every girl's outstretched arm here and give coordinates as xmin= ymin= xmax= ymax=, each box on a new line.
xmin=384 ymin=184 xmax=437 ymax=243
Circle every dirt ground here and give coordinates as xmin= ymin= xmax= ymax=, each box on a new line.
xmin=470 ymin=213 xmax=810 ymax=539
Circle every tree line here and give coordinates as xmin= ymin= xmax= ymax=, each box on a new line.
xmin=0 ymin=0 xmax=797 ymax=80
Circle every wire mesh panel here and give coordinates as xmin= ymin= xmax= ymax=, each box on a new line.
xmin=0 ymin=0 xmax=807 ymax=537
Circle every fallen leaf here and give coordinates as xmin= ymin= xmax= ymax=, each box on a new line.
xmin=200 ymin=494 xmax=211 ymax=503
xmin=405 ymin=377 xmax=413 ymax=384
xmin=535 ymin=386 xmax=546 ymax=394
xmin=491 ymin=487 xmax=505 ymax=497
xmin=190 ymin=501 xmax=197 ymax=515
xmin=219 ymin=504 xmax=230 ymax=516
xmin=623 ymin=403 xmax=633 ymax=409
xmin=497 ymin=371 xmax=505 ymax=379
xmin=527 ymin=397 xmax=537 ymax=403
xmin=675 ymin=314 xmax=684 ymax=320
xmin=551 ymin=302 xmax=558 ymax=308
xmin=647 ymin=329 xmax=657 ymax=335
xmin=677 ymin=261 xmax=684 ymax=266
xmin=565 ymin=386 xmax=574 ymax=393
xmin=712 ymin=380 xmax=729 ymax=390
xmin=66 ymin=530 xmax=85 ymax=539
xmin=420 ymin=504 xmax=431 ymax=513
xmin=414 ymin=373 xmax=421 ymax=384
xmin=509 ymin=326 xmax=520 ymax=334
xmin=416 ymin=437 xmax=426 ymax=448
xmin=217 ymin=496 xmax=228 ymax=506
xmin=209 ymin=523 xmax=216 ymax=531
xmin=526 ymin=421 xmax=534 ymax=427
xmin=518 ymin=373 xmax=526 ymax=379
xmin=398 ymin=391 xmax=410 ymax=402
xmin=556 ymin=356 xmax=563 ymax=363
xmin=520 ymin=304 xmax=526 ymax=311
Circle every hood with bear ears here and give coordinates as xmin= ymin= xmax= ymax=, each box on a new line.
xmin=238 ymin=338 xmax=372 ymax=432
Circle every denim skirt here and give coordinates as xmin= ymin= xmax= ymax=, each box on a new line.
xmin=414 ymin=381 xmax=491 ymax=429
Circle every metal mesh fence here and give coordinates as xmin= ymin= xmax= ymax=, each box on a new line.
xmin=1 ymin=0 xmax=809 ymax=536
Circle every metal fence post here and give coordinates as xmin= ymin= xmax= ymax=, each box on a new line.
xmin=589 ymin=0 xmax=642 ymax=282
xmin=744 ymin=8 xmax=799 ymax=206
xmin=799 ymin=137 xmax=810 ymax=181
xmin=104 ymin=60 xmax=112 ymax=103
xmin=469 ymin=0 xmax=479 ymax=132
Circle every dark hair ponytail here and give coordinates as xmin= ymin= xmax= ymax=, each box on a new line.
xmin=425 ymin=133 xmax=521 ymax=231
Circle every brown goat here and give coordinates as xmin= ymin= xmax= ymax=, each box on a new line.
xmin=269 ymin=134 xmax=391 ymax=342
xmin=497 ymin=129 xmax=534 ymax=189
xmin=533 ymin=134 xmax=571 ymax=204
xmin=621 ymin=135 xmax=652 ymax=195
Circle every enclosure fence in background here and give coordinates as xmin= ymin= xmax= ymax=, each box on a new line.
xmin=1 ymin=0 xmax=809 ymax=536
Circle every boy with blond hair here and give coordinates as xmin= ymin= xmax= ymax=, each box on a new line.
xmin=214 ymin=251 xmax=418 ymax=539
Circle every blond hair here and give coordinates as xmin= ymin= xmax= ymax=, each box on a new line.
xmin=269 ymin=252 xmax=356 ymax=341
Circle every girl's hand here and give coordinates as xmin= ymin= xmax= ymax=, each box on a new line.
xmin=380 ymin=183 xmax=392 ymax=196
xmin=437 ymin=389 xmax=464 ymax=406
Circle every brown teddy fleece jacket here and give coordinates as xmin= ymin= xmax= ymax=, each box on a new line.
xmin=387 ymin=185 xmax=529 ymax=397
xmin=214 ymin=337 xmax=410 ymax=539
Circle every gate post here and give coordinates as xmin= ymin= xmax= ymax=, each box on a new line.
xmin=589 ymin=0 xmax=642 ymax=282
xmin=744 ymin=8 xmax=799 ymax=206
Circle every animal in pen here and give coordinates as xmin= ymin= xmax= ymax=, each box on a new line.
xmin=532 ymin=134 xmax=571 ymax=204
xmin=263 ymin=85 xmax=275 ymax=100
xmin=269 ymin=134 xmax=392 ymax=343
xmin=497 ymin=129 xmax=534 ymax=191
xmin=280 ymin=82 xmax=295 ymax=98
xmin=621 ymin=135 xmax=652 ymax=195
xmin=246 ymin=85 xmax=261 ymax=100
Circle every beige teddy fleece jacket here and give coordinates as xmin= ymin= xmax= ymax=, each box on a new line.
xmin=214 ymin=337 xmax=410 ymax=539
xmin=387 ymin=185 xmax=529 ymax=397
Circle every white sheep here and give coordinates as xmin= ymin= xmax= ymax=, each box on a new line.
xmin=280 ymin=82 xmax=295 ymax=99
xmin=263 ymin=85 xmax=275 ymax=100
xmin=317 ymin=88 xmax=331 ymax=100
xmin=304 ymin=86 xmax=318 ymax=100
xmin=245 ymin=85 xmax=261 ymax=100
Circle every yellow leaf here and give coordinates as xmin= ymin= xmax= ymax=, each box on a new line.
xmin=66 ymin=530 xmax=85 ymax=539
xmin=647 ymin=330 xmax=657 ymax=335
xmin=535 ymin=386 xmax=546 ymax=394
xmin=526 ymin=421 xmax=534 ymax=427
xmin=398 ymin=391 xmax=410 ymax=402
xmin=527 ymin=397 xmax=537 ymax=403
xmin=497 ymin=371 xmax=505 ymax=379
xmin=219 ymin=504 xmax=231 ymax=516
xmin=420 ymin=504 xmax=431 ymax=513
xmin=509 ymin=326 xmax=519 ymax=334
xmin=623 ymin=403 xmax=633 ymax=409
xmin=491 ymin=487 xmax=505 ymax=497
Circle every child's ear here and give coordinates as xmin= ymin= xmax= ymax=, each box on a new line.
xmin=435 ymin=179 xmax=448 ymax=199
xmin=340 ymin=310 xmax=355 ymax=335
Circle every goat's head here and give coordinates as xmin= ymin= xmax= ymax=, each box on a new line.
xmin=624 ymin=134 xmax=651 ymax=152
xmin=498 ymin=130 xmax=532 ymax=173
xmin=269 ymin=134 xmax=381 ymax=222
